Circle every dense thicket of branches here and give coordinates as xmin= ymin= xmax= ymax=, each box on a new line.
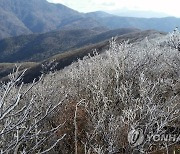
xmin=0 ymin=30 xmax=180 ymax=153
xmin=0 ymin=68 xmax=66 ymax=153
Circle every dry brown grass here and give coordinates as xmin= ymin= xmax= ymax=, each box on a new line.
xmin=49 ymin=102 xmax=89 ymax=154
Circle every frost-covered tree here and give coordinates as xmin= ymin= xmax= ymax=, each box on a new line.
xmin=0 ymin=67 xmax=66 ymax=153
xmin=167 ymin=27 xmax=180 ymax=51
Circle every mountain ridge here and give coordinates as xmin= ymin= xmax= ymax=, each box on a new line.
xmin=0 ymin=30 xmax=166 ymax=83
xmin=0 ymin=28 xmax=140 ymax=63
xmin=0 ymin=0 xmax=102 ymax=39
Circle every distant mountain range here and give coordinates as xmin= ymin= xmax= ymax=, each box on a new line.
xmin=0 ymin=0 xmax=179 ymax=40
xmin=108 ymin=9 xmax=169 ymax=18
xmin=87 ymin=11 xmax=179 ymax=32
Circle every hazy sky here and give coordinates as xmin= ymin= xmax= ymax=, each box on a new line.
xmin=47 ymin=0 xmax=179 ymax=17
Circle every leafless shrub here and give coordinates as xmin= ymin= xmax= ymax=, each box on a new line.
xmin=0 ymin=67 xmax=66 ymax=153
xmin=60 ymin=36 xmax=180 ymax=153
xmin=167 ymin=27 xmax=180 ymax=51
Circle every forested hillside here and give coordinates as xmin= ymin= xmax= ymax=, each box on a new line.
xmin=0 ymin=28 xmax=139 ymax=62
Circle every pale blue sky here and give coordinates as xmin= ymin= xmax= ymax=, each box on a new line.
xmin=47 ymin=0 xmax=179 ymax=17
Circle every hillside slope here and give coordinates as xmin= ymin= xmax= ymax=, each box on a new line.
xmin=0 ymin=0 xmax=102 ymax=39
xmin=1 ymin=26 xmax=179 ymax=154
xmin=0 ymin=30 xmax=165 ymax=83
xmin=0 ymin=28 xmax=139 ymax=63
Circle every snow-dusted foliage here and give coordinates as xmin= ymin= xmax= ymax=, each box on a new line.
xmin=1 ymin=30 xmax=180 ymax=153
xmin=0 ymin=68 xmax=66 ymax=153
xmin=167 ymin=27 xmax=180 ymax=51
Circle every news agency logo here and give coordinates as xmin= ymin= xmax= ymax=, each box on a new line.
xmin=128 ymin=128 xmax=144 ymax=147
xmin=128 ymin=127 xmax=180 ymax=147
